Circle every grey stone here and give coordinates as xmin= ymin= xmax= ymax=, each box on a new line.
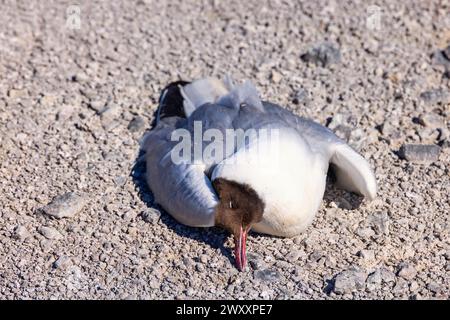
xmin=367 ymin=269 xmax=382 ymax=285
xmin=247 ymin=253 xmax=266 ymax=270
xmin=356 ymin=227 xmax=375 ymax=238
xmin=327 ymin=113 xmax=366 ymax=150
xmin=418 ymin=127 xmax=440 ymax=142
xmin=431 ymin=49 xmax=450 ymax=69
xmin=337 ymin=197 xmax=353 ymax=210
xmin=308 ymin=250 xmax=323 ymax=262
xmin=367 ymin=212 xmax=390 ymax=235
xmin=398 ymin=144 xmax=441 ymax=163
xmin=53 ymin=256 xmax=72 ymax=269
xmin=56 ymin=105 xmax=74 ymax=122
xmin=39 ymin=95 xmax=57 ymax=107
xmin=247 ymin=252 xmax=266 ymax=270
xmin=418 ymin=113 xmax=444 ymax=129
xmin=89 ymin=100 xmax=106 ymax=113
xmin=127 ymin=116 xmax=146 ymax=132
xmin=285 ymin=250 xmax=302 ymax=262
xmin=366 ymin=269 xmax=382 ymax=291
xmin=292 ymin=89 xmax=308 ymax=105
xmin=444 ymin=250 xmax=450 ymax=260
xmin=100 ymin=104 xmax=122 ymax=131
xmin=301 ymin=42 xmax=341 ymax=67
xmin=42 ymin=192 xmax=86 ymax=219
xmin=122 ymin=211 xmax=138 ymax=220
xmin=38 ymin=226 xmax=63 ymax=240
xmin=409 ymin=281 xmax=419 ymax=292
xmin=392 ymin=278 xmax=409 ymax=294
xmin=199 ymin=255 xmax=209 ymax=264
xmin=141 ymin=208 xmax=161 ymax=224
xmin=114 ymin=176 xmax=127 ymax=186
xmin=71 ymin=72 xmax=89 ymax=83
xmin=427 ymin=282 xmax=442 ymax=294
xmin=443 ymin=45 xmax=450 ymax=60
xmin=358 ymin=249 xmax=375 ymax=261
xmin=8 ymin=88 xmax=27 ymax=99
xmin=13 ymin=226 xmax=30 ymax=241
xmin=254 ymin=269 xmax=281 ymax=282
xmin=379 ymin=267 xmax=396 ymax=284
xmin=420 ymin=89 xmax=449 ymax=104
xmin=397 ymin=262 xmax=417 ymax=280
xmin=333 ymin=268 xmax=367 ymax=294
xmin=270 ymin=70 xmax=282 ymax=83
xmin=195 ymin=263 xmax=205 ymax=272
xmin=378 ymin=119 xmax=402 ymax=142
xmin=182 ymin=257 xmax=194 ymax=268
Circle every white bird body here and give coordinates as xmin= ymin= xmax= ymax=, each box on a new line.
xmin=142 ymin=77 xmax=377 ymax=237
xmin=211 ymin=126 xmax=328 ymax=237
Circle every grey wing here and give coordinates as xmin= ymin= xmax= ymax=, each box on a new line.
xmin=261 ymin=102 xmax=377 ymax=200
xmin=141 ymin=118 xmax=219 ymax=227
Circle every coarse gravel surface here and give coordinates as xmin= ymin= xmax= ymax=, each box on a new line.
xmin=0 ymin=0 xmax=449 ymax=299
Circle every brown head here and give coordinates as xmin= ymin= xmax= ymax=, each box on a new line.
xmin=213 ymin=177 xmax=265 ymax=271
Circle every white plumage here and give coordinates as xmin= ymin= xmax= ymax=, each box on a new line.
xmin=142 ymin=77 xmax=377 ymax=237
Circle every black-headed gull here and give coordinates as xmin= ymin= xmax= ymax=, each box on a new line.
xmin=142 ymin=77 xmax=377 ymax=271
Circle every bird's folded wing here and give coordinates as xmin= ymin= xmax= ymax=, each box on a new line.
xmin=329 ymin=143 xmax=377 ymax=200
xmin=142 ymin=124 xmax=219 ymax=227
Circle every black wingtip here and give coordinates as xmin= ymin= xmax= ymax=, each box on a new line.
xmin=156 ymin=80 xmax=190 ymax=122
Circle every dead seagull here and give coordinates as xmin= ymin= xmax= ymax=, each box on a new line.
xmin=142 ymin=76 xmax=377 ymax=271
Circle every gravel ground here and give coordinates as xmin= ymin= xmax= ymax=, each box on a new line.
xmin=0 ymin=0 xmax=449 ymax=300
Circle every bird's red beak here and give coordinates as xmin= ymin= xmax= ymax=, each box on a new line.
xmin=234 ymin=225 xmax=248 ymax=271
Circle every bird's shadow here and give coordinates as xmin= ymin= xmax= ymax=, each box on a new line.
xmin=322 ymin=166 xmax=365 ymax=209
xmin=131 ymin=149 xmax=235 ymax=265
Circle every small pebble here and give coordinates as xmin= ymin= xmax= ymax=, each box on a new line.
xmin=199 ymin=254 xmax=209 ymax=264
xmin=128 ymin=116 xmax=146 ymax=132
xmin=417 ymin=113 xmax=444 ymax=129
xmin=270 ymin=70 xmax=282 ymax=83
xmin=247 ymin=253 xmax=266 ymax=270
xmin=13 ymin=226 xmax=30 ymax=241
xmin=141 ymin=208 xmax=161 ymax=224
xmin=367 ymin=269 xmax=382 ymax=285
xmin=285 ymin=250 xmax=302 ymax=262
xmin=420 ymin=89 xmax=449 ymax=104
xmin=333 ymin=268 xmax=367 ymax=294
xmin=8 ymin=88 xmax=27 ymax=99
xmin=254 ymin=269 xmax=281 ymax=282
xmin=356 ymin=227 xmax=375 ymax=238
xmin=292 ymin=89 xmax=308 ymax=105
xmin=301 ymin=42 xmax=341 ymax=67
xmin=368 ymin=212 xmax=390 ymax=235
xmin=397 ymin=262 xmax=417 ymax=280
xmin=379 ymin=267 xmax=396 ymax=284
xmin=122 ymin=211 xmax=138 ymax=221
xmin=358 ymin=249 xmax=375 ymax=261
xmin=398 ymin=144 xmax=441 ymax=163
xmin=89 ymin=100 xmax=106 ymax=113
xmin=427 ymin=282 xmax=442 ymax=294
xmin=38 ymin=226 xmax=63 ymax=240
xmin=53 ymin=256 xmax=72 ymax=270
xmin=42 ymin=192 xmax=86 ymax=219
